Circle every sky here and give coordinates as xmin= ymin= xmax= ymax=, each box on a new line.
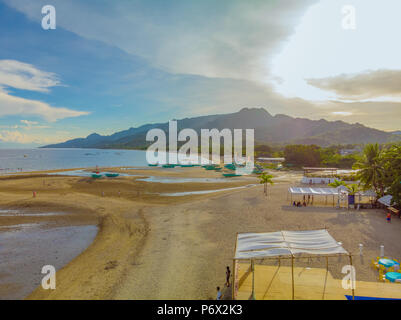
xmin=0 ymin=0 xmax=400 ymax=148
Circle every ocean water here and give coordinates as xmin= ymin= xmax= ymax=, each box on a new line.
xmin=0 ymin=148 xmax=149 ymax=173
xmin=159 ymin=184 xmax=257 ymax=196
xmin=0 ymin=221 xmax=98 ymax=299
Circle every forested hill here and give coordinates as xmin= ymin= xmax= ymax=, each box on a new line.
xmin=43 ymin=108 xmax=401 ymax=149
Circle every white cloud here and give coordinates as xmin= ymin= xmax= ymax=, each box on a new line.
xmin=4 ymin=0 xmax=316 ymax=81
xmin=0 ymin=89 xmax=89 ymax=122
xmin=0 ymin=60 xmax=89 ymax=121
xmin=0 ymin=60 xmax=59 ymax=93
xmin=332 ymin=111 xmax=353 ymax=116
xmin=307 ymin=69 xmax=401 ymax=101
xmin=0 ymin=130 xmax=63 ymax=144
xmin=271 ymin=0 xmax=401 ymax=101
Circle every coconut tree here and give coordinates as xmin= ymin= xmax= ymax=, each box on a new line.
xmin=328 ymin=179 xmax=347 ymax=188
xmin=259 ymin=173 xmax=274 ymax=197
xmin=353 ymin=143 xmax=384 ymax=197
xmin=346 ymin=184 xmax=359 ymax=195
xmin=346 ymin=184 xmax=360 ymax=209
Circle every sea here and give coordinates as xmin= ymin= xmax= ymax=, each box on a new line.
xmin=0 ymin=148 xmax=149 ymax=173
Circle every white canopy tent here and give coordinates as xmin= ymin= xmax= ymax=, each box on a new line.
xmin=289 ymin=186 xmax=345 ymax=196
xmin=288 ymin=187 xmax=376 ymax=207
xmin=378 ymin=195 xmax=393 ymax=207
xmin=235 ymin=229 xmax=348 ymax=260
xmin=233 ymin=229 xmax=354 ymax=300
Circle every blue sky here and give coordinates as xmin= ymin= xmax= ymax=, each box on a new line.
xmin=0 ymin=0 xmax=400 ymax=147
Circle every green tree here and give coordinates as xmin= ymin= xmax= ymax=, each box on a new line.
xmin=328 ymin=179 xmax=347 ymax=188
xmin=259 ymin=173 xmax=274 ymax=197
xmin=284 ymin=145 xmax=321 ymax=167
xmin=381 ymin=144 xmax=401 ymax=207
xmin=346 ymin=184 xmax=359 ymax=195
xmin=353 ymin=143 xmax=385 ymax=197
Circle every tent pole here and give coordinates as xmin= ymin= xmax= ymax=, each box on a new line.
xmin=291 ymin=255 xmax=295 ymax=300
xmin=326 ymin=256 xmax=329 ymax=271
xmin=232 ymin=259 xmax=235 ymax=299
xmin=349 ymin=255 xmax=355 ymax=300
xmin=232 ymin=233 xmax=238 ymax=300
xmin=251 ymin=259 xmax=256 ymax=300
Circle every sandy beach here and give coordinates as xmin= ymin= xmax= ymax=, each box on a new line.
xmin=0 ymin=167 xmax=400 ymax=300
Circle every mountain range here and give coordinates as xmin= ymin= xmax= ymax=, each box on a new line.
xmin=43 ymin=108 xmax=401 ymax=149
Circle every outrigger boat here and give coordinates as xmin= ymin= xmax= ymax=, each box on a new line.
xmin=162 ymin=164 xmax=176 ymax=168
xmin=105 ymin=173 xmax=119 ymax=178
xmin=224 ymin=164 xmax=236 ymax=170
xmin=222 ymin=173 xmax=242 ymax=177
xmin=91 ymin=174 xmax=102 ymax=179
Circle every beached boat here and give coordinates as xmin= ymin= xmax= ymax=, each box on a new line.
xmin=148 ymin=164 xmax=158 ymax=167
xmin=224 ymin=164 xmax=236 ymax=170
xmin=105 ymin=173 xmax=119 ymax=178
xmin=162 ymin=164 xmax=176 ymax=168
xmin=180 ymin=164 xmax=195 ymax=167
xmin=204 ymin=166 xmax=217 ymax=170
xmin=223 ymin=173 xmax=242 ymax=177
xmin=91 ymin=174 xmax=102 ymax=179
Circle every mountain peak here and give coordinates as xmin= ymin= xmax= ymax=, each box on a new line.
xmin=42 ymin=108 xmax=401 ymax=149
xmin=86 ymin=133 xmax=102 ymax=139
xmin=238 ymin=107 xmax=271 ymax=116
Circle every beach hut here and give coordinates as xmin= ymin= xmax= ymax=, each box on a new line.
xmin=232 ymin=229 xmax=352 ymax=300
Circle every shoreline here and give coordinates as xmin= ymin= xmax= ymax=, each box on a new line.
xmin=0 ymin=166 xmax=258 ymax=299
xmin=0 ymin=166 xmax=399 ymax=300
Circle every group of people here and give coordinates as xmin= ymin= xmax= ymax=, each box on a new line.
xmin=293 ymin=194 xmax=314 ymax=207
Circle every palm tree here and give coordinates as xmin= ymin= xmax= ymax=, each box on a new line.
xmin=259 ymin=173 xmax=274 ymax=197
xmin=328 ymin=179 xmax=347 ymax=188
xmin=346 ymin=184 xmax=359 ymax=195
xmin=353 ymin=143 xmax=384 ymax=197
xmin=346 ymin=183 xmax=360 ymax=209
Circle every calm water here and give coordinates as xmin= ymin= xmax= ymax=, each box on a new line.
xmin=0 ymin=220 xmax=97 ymax=299
xmin=0 ymin=148 xmax=149 ymax=173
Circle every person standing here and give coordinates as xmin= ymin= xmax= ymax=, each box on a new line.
xmin=226 ymin=266 xmax=231 ymax=287
xmin=216 ymin=287 xmax=222 ymax=300
xmin=387 ymin=212 xmax=392 ymax=223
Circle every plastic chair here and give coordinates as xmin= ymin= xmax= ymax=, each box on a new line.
xmin=388 ymin=267 xmax=395 ymax=273
xmin=371 ymin=259 xmax=379 ymax=270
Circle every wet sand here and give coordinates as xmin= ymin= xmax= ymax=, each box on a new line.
xmin=0 ymin=167 xmax=400 ymax=300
